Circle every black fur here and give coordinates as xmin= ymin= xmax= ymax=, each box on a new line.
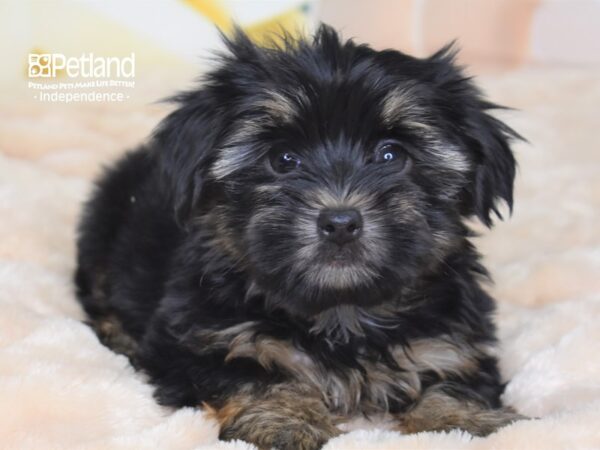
xmin=75 ymin=25 xmax=523 ymax=449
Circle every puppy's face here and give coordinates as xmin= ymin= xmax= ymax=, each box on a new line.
xmin=210 ymin=85 xmax=470 ymax=316
xmin=156 ymin=26 xmax=518 ymax=317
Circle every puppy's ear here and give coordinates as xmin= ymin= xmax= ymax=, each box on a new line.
xmin=153 ymin=89 xmax=222 ymax=227
xmin=153 ymin=28 xmax=261 ymax=228
xmin=460 ymin=107 xmax=519 ymax=227
xmin=429 ymin=45 xmax=521 ymax=227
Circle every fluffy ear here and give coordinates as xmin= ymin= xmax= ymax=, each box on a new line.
xmin=152 ymin=89 xmax=223 ymax=227
xmin=428 ymin=45 xmax=521 ymax=227
xmin=460 ymin=107 xmax=520 ymax=227
xmin=152 ymin=29 xmax=262 ymax=228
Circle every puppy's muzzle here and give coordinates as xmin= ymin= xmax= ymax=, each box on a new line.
xmin=317 ymin=208 xmax=363 ymax=245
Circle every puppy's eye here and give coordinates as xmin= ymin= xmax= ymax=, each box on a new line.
xmin=270 ymin=152 xmax=301 ymax=174
xmin=373 ymin=142 xmax=409 ymax=169
xmin=374 ymin=142 xmax=403 ymax=163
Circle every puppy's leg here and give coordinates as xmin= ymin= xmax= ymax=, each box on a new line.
xmin=395 ymin=384 xmax=526 ymax=437
xmin=207 ymin=383 xmax=340 ymax=450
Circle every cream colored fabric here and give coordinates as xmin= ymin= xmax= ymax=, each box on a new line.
xmin=1 ymin=68 xmax=599 ymax=449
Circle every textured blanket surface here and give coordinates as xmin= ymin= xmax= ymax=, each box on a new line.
xmin=1 ymin=68 xmax=599 ymax=449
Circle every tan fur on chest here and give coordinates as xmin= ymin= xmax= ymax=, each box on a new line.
xmin=190 ymin=321 xmax=492 ymax=415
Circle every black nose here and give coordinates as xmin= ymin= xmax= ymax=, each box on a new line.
xmin=317 ymin=209 xmax=363 ymax=245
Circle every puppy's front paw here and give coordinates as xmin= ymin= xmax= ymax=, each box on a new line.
xmin=221 ymin=419 xmax=338 ymax=450
xmin=396 ymin=386 xmax=529 ymax=437
xmin=209 ymin=384 xmax=340 ymax=450
xmin=398 ymin=407 xmax=527 ymax=437
xmin=465 ymin=407 xmax=528 ymax=436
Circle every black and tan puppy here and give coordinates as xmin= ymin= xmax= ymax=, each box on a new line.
xmin=75 ymin=25 xmax=524 ymax=449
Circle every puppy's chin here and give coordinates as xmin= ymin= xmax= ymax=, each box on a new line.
xmin=293 ymin=234 xmax=388 ymax=285
xmin=254 ymin=261 xmax=403 ymax=318
xmin=302 ymin=260 xmax=379 ymax=290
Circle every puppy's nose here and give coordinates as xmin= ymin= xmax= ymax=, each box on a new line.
xmin=317 ymin=209 xmax=363 ymax=245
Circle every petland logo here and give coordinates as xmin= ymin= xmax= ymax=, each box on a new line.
xmin=27 ymin=52 xmax=136 ymax=103
xmin=29 ymin=53 xmax=135 ymax=78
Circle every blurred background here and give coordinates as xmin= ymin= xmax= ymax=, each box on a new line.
xmin=3 ymin=0 xmax=600 ymax=139
xmin=3 ymin=0 xmax=600 ymax=87
xmin=0 ymin=0 xmax=599 ymax=309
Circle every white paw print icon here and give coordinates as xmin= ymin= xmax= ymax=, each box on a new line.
xmin=29 ymin=53 xmax=52 ymax=77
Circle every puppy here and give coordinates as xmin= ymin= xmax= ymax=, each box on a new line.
xmin=75 ymin=25 xmax=524 ymax=450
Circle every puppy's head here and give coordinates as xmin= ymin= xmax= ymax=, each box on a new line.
xmin=154 ymin=25 xmax=519 ymax=317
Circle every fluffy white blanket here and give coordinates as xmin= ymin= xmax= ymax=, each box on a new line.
xmin=1 ymin=68 xmax=599 ymax=449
